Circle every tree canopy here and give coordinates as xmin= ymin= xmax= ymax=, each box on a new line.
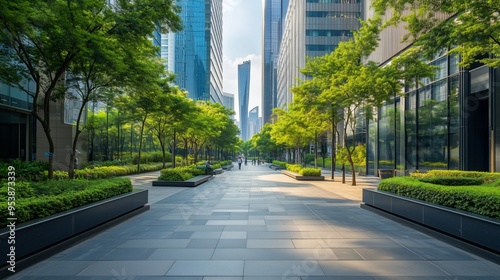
xmin=371 ymin=0 xmax=500 ymax=67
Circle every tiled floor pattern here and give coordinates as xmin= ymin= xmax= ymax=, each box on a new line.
xmin=7 ymin=165 xmax=500 ymax=279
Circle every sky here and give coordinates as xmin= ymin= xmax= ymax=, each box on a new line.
xmin=222 ymin=0 xmax=263 ymax=121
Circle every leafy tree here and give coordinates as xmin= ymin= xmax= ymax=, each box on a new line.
xmin=297 ymin=18 xmax=404 ymax=185
xmin=146 ymin=83 xmax=195 ymax=168
xmin=371 ymin=0 xmax=500 ymax=68
xmin=0 ymin=0 xmax=182 ymax=178
xmin=251 ymin=124 xmax=280 ymax=162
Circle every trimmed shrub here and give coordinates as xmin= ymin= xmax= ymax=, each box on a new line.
xmin=411 ymin=170 xmax=500 ymax=183
xmin=272 ymin=160 xmax=287 ymax=168
xmin=418 ymin=177 xmax=484 ymax=186
xmin=0 ymin=160 xmax=48 ymax=181
xmin=378 ymin=176 xmax=500 ymax=219
xmin=300 ymin=168 xmax=322 ymax=176
xmin=158 ymin=169 xmax=193 ymax=181
xmin=0 ymin=177 xmax=132 ymax=227
xmin=286 ymin=164 xmax=302 ymax=173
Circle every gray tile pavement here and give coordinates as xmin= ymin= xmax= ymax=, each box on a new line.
xmin=7 ymin=163 xmax=500 ymax=279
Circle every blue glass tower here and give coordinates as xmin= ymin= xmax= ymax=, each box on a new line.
xmin=238 ymin=61 xmax=251 ymax=141
xmin=174 ymin=0 xmax=223 ymax=103
xmin=262 ymin=0 xmax=289 ymax=124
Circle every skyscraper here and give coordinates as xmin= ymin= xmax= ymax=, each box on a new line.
xmin=248 ymin=106 xmax=260 ymax=140
xmin=222 ymin=92 xmax=235 ymax=119
xmin=277 ymin=0 xmax=363 ymax=110
xmin=174 ymin=0 xmax=223 ymax=103
xmin=262 ymin=0 xmax=289 ymax=124
xmin=238 ymin=60 xmax=251 ymax=141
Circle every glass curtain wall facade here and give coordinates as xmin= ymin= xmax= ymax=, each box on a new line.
xmin=364 ymin=6 xmax=500 ymax=174
xmin=366 ymin=51 xmax=495 ymax=175
xmin=238 ymin=61 xmax=251 ymax=141
xmin=248 ymin=106 xmax=259 ymax=140
xmin=0 ymin=81 xmax=35 ymax=161
xmin=277 ymin=0 xmax=362 ymax=110
xmin=174 ymin=0 xmax=223 ymax=104
xmin=262 ymin=0 xmax=289 ymax=124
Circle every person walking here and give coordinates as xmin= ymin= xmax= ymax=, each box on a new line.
xmin=237 ymin=156 xmax=242 ymax=170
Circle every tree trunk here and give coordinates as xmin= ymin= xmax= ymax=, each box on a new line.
xmin=172 ymin=128 xmax=177 ymax=168
xmin=137 ymin=115 xmax=147 ymax=173
xmin=314 ymin=130 xmax=318 ymax=168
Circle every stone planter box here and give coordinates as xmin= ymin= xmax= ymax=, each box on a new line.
xmin=222 ymin=164 xmax=234 ymax=171
xmin=362 ymin=188 xmax=500 ymax=255
xmin=281 ymin=170 xmax=325 ymax=181
xmin=269 ymin=164 xmax=286 ymax=171
xmin=152 ymin=175 xmax=212 ymax=187
xmin=0 ymin=189 xmax=149 ymax=276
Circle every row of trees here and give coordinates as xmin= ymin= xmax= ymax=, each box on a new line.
xmin=249 ymin=0 xmax=500 ymax=185
xmin=0 ymin=0 xmax=185 ymax=179
xmin=87 ymin=91 xmax=240 ymax=170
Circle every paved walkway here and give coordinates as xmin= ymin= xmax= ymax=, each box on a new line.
xmin=8 ymin=163 xmax=500 ymax=279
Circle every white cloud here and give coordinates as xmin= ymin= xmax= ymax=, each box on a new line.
xmin=222 ymin=0 xmax=262 ymax=121
xmin=223 ymin=54 xmax=262 ymax=121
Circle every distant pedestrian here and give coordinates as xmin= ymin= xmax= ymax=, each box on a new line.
xmin=205 ymin=160 xmax=212 ymax=175
xmin=244 ymin=157 xmax=247 ymax=166
xmin=238 ymin=157 xmax=242 ymax=170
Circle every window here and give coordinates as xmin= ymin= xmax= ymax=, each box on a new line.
xmin=306 ymin=11 xmax=361 ymax=18
xmin=306 ymin=30 xmax=353 ymax=37
xmin=306 ymin=44 xmax=337 ymax=52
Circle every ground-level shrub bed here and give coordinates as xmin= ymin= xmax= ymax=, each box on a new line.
xmin=378 ymin=176 xmax=500 ymax=219
xmin=46 ymin=163 xmax=164 ymax=180
xmin=0 ymin=177 xmax=132 ymax=227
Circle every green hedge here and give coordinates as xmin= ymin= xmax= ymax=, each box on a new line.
xmin=158 ymin=165 xmax=205 ymax=181
xmin=0 ymin=177 xmax=132 ymax=227
xmin=285 ymin=164 xmax=322 ymax=176
xmin=42 ymin=163 xmax=164 ymax=180
xmin=378 ymin=176 xmax=500 ymax=219
xmin=411 ymin=170 xmax=500 ymax=183
xmin=418 ymin=177 xmax=484 ymax=186
xmin=272 ymin=160 xmax=287 ymax=168
xmin=300 ymin=168 xmax=322 ymax=176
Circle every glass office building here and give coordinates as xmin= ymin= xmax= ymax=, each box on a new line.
xmin=238 ymin=61 xmax=251 ymax=141
xmin=174 ymin=0 xmax=223 ymax=104
xmin=262 ymin=0 xmax=289 ymax=124
xmin=363 ymin=9 xmax=500 ymax=174
xmin=277 ymin=0 xmax=363 ymax=110
xmin=0 ymin=82 xmax=35 ymax=161
xmin=248 ymin=106 xmax=260 ymax=140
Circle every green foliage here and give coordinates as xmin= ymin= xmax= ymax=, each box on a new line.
xmin=0 ymin=160 xmax=49 ymax=181
xmin=286 ymin=164 xmax=302 ymax=173
xmin=378 ymin=177 xmax=500 ymax=219
xmin=131 ymin=151 xmax=172 ymax=164
xmin=158 ymin=169 xmax=193 ymax=181
xmin=273 ymin=160 xmax=287 ymax=168
xmin=285 ymin=164 xmax=322 ymax=176
xmin=372 ymin=0 xmax=500 ymax=68
xmin=39 ymin=163 xmax=164 ymax=180
xmin=304 ymin=154 xmax=315 ymax=164
xmin=411 ymin=170 xmax=500 ymax=183
xmin=300 ymin=168 xmax=322 ymax=176
xmin=0 ymin=178 xmax=132 ymax=226
xmin=158 ymin=165 xmax=209 ymax=181
xmin=418 ymin=177 xmax=484 ymax=186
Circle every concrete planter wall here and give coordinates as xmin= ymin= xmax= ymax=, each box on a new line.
xmin=152 ymin=175 xmax=211 ymax=187
xmin=281 ymin=170 xmax=325 ymax=181
xmin=0 ymin=189 xmax=148 ymax=274
xmin=362 ymin=188 xmax=500 ymax=254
